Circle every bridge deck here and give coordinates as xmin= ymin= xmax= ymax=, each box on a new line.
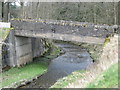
xmin=15 ymin=30 xmax=105 ymax=44
xmin=11 ymin=19 xmax=113 ymax=44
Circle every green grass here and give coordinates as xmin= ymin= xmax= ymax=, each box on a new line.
xmin=1 ymin=44 xmax=61 ymax=88
xmin=1 ymin=59 xmax=47 ymax=88
xmin=86 ymin=62 xmax=119 ymax=88
xmin=50 ymin=70 xmax=85 ymax=88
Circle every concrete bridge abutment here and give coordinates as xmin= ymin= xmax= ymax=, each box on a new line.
xmin=15 ymin=36 xmax=32 ymax=66
xmin=8 ymin=30 xmax=33 ymax=67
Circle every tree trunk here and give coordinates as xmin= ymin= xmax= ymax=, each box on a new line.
xmin=3 ymin=2 xmax=10 ymax=22
xmin=94 ymin=4 xmax=96 ymax=24
xmin=36 ymin=2 xmax=39 ymax=18
xmin=0 ymin=2 xmax=2 ymax=21
xmin=2 ymin=2 xmax=4 ymax=21
xmin=20 ymin=2 xmax=24 ymax=19
xmin=118 ymin=2 xmax=120 ymax=25
xmin=114 ymin=2 xmax=117 ymax=25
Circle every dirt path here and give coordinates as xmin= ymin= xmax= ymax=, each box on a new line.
xmin=66 ymin=35 xmax=118 ymax=88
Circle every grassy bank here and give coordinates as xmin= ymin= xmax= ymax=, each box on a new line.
xmin=51 ymin=36 xmax=118 ymax=88
xmin=1 ymin=61 xmax=47 ymax=88
xmin=51 ymin=62 xmax=118 ymax=88
xmin=86 ymin=62 xmax=119 ymax=88
xmin=50 ymin=70 xmax=85 ymax=88
xmin=1 ymin=44 xmax=61 ymax=88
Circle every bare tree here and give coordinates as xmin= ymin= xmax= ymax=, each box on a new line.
xmin=20 ymin=2 xmax=24 ymax=18
xmin=2 ymin=2 xmax=4 ymax=21
xmin=113 ymin=2 xmax=117 ymax=25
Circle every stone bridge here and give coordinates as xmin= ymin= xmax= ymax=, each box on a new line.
xmin=3 ymin=19 xmax=113 ymax=67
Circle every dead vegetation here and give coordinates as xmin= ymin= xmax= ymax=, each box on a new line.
xmin=66 ymin=34 xmax=118 ymax=88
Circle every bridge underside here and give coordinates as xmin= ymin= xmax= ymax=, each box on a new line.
xmin=15 ymin=30 xmax=105 ymax=44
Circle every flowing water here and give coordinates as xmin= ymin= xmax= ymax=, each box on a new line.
xmin=22 ymin=42 xmax=93 ymax=88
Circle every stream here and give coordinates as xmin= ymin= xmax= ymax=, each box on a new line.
xmin=21 ymin=42 xmax=93 ymax=88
